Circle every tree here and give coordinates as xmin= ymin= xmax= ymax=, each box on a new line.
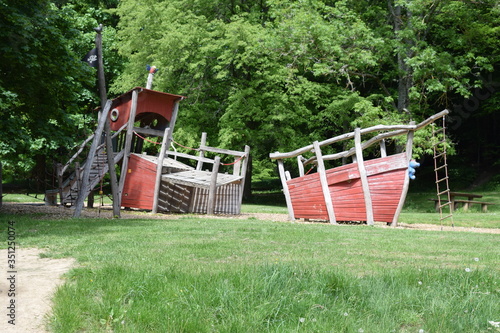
xmin=94 ymin=0 xmax=500 ymax=181
xmin=0 ymin=0 xmax=120 ymax=188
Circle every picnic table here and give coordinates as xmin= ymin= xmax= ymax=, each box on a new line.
xmin=430 ymin=191 xmax=495 ymax=212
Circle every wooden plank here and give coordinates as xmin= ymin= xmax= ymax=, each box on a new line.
xmin=207 ymin=156 xmax=220 ymax=214
xmin=380 ymin=139 xmax=387 ymax=157
xmin=199 ymin=145 xmax=247 ymax=157
xmin=269 ymin=110 xmax=449 ymax=160
xmin=118 ymin=89 xmax=139 ymax=205
xmin=314 ymin=141 xmax=337 ymax=224
xmin=121 ymin=154 xmax=157 ymax=210
xmin=236 ymin=145 xmax=251 ymax=214
xmin=165 ymin=150 xmax=215 ymax=165
xmin=152 ymin=127 xmax=171 ymax=213
xmin=132 ymin=127 xmax=165 ymax=137
xmin=196 ymin=132 xmax=207 ymax=171
xmin=297 ymin=155 xmax=305 ymax=177
xmin=162 ymin=170 xmax=242 ymax=189
xmin=277 ymin=159 xmax=295 ymax=221
xmin=355 ymin=128 xmax=374 ymax=225
xmin=392 ymin=121 xmax=415 ymax=226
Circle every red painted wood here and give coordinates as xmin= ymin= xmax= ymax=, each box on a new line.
xmin=109 ymin=88 xmax=185 ymax=131
xmin=121 ymin=154 xmax=157 ymax=210
xmin=288 ymin=153 xmax=407 ymax=223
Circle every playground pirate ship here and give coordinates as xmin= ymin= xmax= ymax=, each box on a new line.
xmin=48 ymin=69 xmax=250 ymax=216
xmin=269 ymin=110 xmax=449 ymax=226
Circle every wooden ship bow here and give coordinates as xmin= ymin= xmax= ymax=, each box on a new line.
xmin=270 ymin=110 xmax=449 ymax=226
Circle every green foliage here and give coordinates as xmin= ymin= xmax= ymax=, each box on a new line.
xmin=112 ymin=0 xmax=499 ymax=176
xmin=1 ymin=0 xmax=499 ymax=187
xmin=0 ymin=0 xmax=122 ymax=183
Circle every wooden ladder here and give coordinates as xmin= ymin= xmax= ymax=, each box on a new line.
xmin=432 ymin=116 xmax=454 ymax=228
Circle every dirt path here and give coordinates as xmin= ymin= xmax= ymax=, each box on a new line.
xmin=0 ymin=248 xmax=75 ymax=333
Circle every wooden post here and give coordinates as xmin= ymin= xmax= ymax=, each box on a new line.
xmin=164 ymin=99 xmax=182 ymax=151
xmin=236 ymin=145 xmax=251 ymax=214
xmin=313 ymin=141 xmax=337 ymax=224
xmin=380 ymin=139 xmax=387 ymax=157
xmin=104 ymin=118 xmax=120 ymax=217
xmin=73 ymin=100 xmax=113 ymax=217
xmin=196 ymin=132 xmax=207 ymax=171
xmin=152 ymin=127 xmax=171 ymax=213
xmin=354 ymin=128 xmax=374 ymax=225
xmin=146 ymin=72 xmax=154 ymax=89
xmin=57 ymin=163 xmax=63 ymax=205
xmin=87 ymin=190 xmax=94 ymax=208
xmin=392 ymin=122 xmax=415 ymax=226
xmin=94 ymin=24 xmax=120 ymax=217
xmin=277 ymin=158 xmax=295 ymax=221
xmin=297 ymin=155 xmax=305 ymax=177
xmin=118 ymin=89 xmax=139 ymax=204
xmin=75 ymin=162 xmax=81 ymax=205
xmin=207 ymin=156 xmax=221 ymax=214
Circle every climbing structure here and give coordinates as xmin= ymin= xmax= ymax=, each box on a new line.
xmin=48 ymin=71 xmax=250 ymax=216
xmin=432 ymin=116 xmax=454 ymax=228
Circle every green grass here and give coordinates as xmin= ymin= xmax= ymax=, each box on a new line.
xmin=0 ymin=208 xmax=499 ymax=332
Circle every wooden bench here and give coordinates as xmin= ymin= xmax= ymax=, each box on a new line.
xmin=429 ymin=192 xmax=495 ymax=212
xmin=453 ymin=199 xmax=495 ymax=212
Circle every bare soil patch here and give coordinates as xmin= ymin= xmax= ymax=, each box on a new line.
xmin=0 ymin=248 xmax=75 ymax=333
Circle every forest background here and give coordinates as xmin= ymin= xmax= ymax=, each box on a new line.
xmin=1 ymin=0 xmax=499 ymax=195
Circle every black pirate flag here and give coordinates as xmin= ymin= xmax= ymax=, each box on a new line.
xmin=82 ymin=48 xmax=98 ymax=67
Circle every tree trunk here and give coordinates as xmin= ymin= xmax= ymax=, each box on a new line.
xmin=390 ymin=1 xmax=413 ymax=113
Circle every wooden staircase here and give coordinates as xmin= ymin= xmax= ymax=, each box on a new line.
xmin=58 ymin=147 xmax=110 ymax=206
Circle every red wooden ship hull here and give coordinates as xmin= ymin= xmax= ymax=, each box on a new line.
xmin=287 ymin=153 xmax=408 ymax=223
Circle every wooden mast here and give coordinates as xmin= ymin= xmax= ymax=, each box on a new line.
xmin=73 ymin=24 xmax=120 ymax=218
xmin=95 ymin=24 xmax=120 ymax=218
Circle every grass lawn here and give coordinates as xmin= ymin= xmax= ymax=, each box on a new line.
xmin=1 ymin=191 xmax=499 ymax=332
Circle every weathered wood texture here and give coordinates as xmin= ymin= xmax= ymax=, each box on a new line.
xmin=270 ymin=110 xmax=448 ymax=160
xmin=121 ymin=154 xmax=193 ymax=210
xmin=155 ymin=134 xmax=250 ymax=215
xmin=158 ymin=182 xmax=242 ymax=214
xmin=287 ymin=153 xmax=407 ymax=223
xmin=108 ymin=88 xmax=185 ymax=131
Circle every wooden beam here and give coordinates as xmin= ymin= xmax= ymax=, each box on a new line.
xmin=152 ymin=127 xmax=171 ymax=213
xmin=165 ymin=99 xmax=181 ymax=151
xmin=380 ymin=139 xmax=387 ymax=157
xmin=269 ymin=109 xmax=449 ymax=160
xmin=354 ymin=128 xmax=374 ymax=225
xmin=132 ymin=127 xmax=166 ymax=137
xmin=73 ymin=100 xmax=112 ymax=217
xmin=196 ymin=132 xmax=207 ymax=171
xmin=56 ymin=163 xmax=63 ymax=205
xmin=277 ymin=158 xmax=295 ymax=221
xmin=207 ymin=156 xmax=221 ymax=214
xmin=392 ymin=121 xmax=415 ymax=226
xmin=118 ymin=89 xmax=139 ymax=205
xmin=236 ymin=145 xmax=251 ymax=214
xmin=313 ymin=141 xmax=337 ymax=224
xmin=297 ymin=155 xmax=305 ymax=177
xmin=199 ymin=145 xmax=247 ymax=157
